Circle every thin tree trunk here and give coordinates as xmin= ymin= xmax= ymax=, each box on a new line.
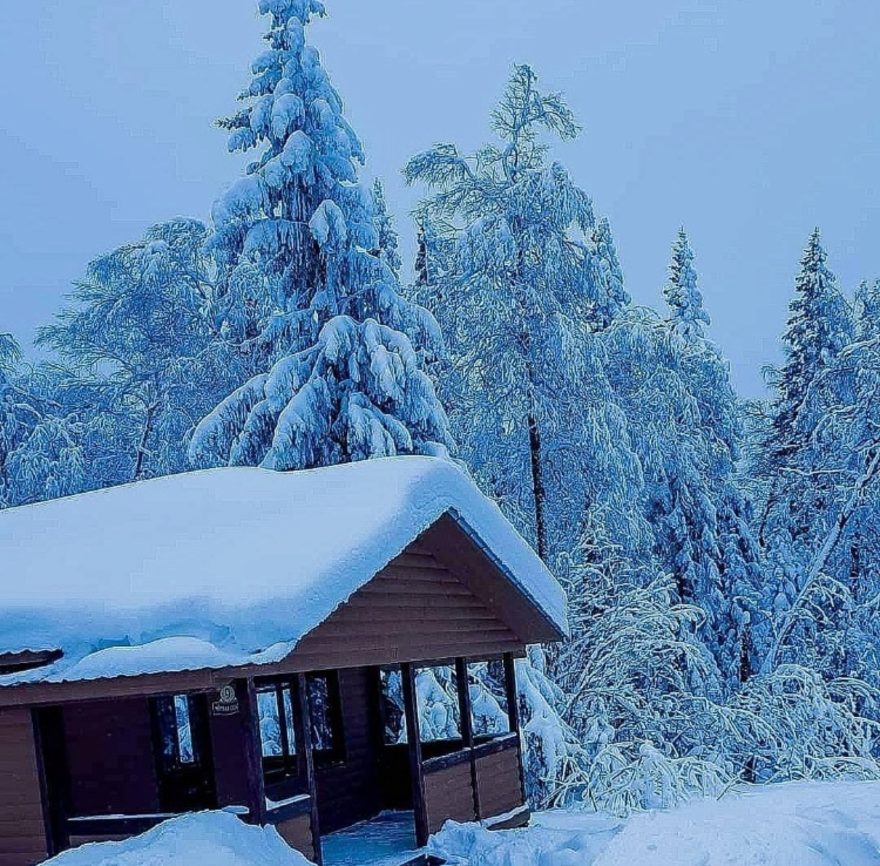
xmin=527 ymin=409 xmax=547 ymax=561
xmin=133 ymin=402 xmax=158 ymax=482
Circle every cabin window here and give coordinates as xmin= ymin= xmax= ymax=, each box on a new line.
xmin=415 ymin=665 xmax=461 ymax=744
xmin=307 ymin=671 xmax=345 ymax=766
xmin=256 ymin=681 xmax=299 ymax=779
xmin=154 ymin=694 xmax=201 ymax=769
xmin=468 ymin=660 xmax=511 ymax=740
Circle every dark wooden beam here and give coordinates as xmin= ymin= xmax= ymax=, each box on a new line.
xmin=32 ymin=707 xmax=68 ymax=857
xmin=454 ymin=657 xmax=481 ymax=821
xmin=296 ymin=674 xmax=323 ymax=866
xmin=503 ymin=654 xmax=521 ymax=735
xmin=502 ymin=653 xmax=527 ymax=806
xmin=243 ymin=679 xmax=268 ymax=826
xmin=401 ymin=663 xmax=429 ymax=847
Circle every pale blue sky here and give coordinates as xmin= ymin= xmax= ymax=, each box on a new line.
xmin=1 ymin=1 xmax=878 ymax=396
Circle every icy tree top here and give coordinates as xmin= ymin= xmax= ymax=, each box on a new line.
xmin=664 ymin=228 xmax=710 ymax=341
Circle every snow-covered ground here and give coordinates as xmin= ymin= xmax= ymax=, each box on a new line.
xmin=39 ymin=782 xmax=880 ymax=866
xmin=430 ymin=782 xmax=880 ymax=866
xmin=43 ymin=812 xmax=310 ymax=866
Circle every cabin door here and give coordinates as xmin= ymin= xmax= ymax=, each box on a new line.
xmin=150 ymin=694 xmax=217 ymax=813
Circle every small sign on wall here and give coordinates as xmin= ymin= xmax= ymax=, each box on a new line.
xmin=211 ymin=684 xmax=240 ymax=716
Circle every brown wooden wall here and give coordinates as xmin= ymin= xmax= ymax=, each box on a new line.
xmin=290 ymin=544 xmax=524 ymax=671
xmin=0 ymin=709 xmax=48 ymax=866
xmin=476 ymin=746 xmax=525 ymax=819
xmin=314 ymin=667 xmax=381 ymax=834
xmin=276 ymin=813 xmax=314 ymax=861
xmin=425 ymin=761 xmax=476 ymax=834
xmin=63 ymin=698 xmax=160 ymax=817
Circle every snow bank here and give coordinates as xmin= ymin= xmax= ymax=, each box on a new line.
xmin=0 ymin=457 xmax=565 ymax=684
xmin=43 ymin=811 xmax=311 ymax=866
xmin=430 ymin=781 xmax=880 ymax=866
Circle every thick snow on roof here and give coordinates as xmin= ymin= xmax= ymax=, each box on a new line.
xmin=0 ymin=457 xmax=566 ymax=686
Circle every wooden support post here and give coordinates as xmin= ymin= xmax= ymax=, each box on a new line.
xmin=503 ymin=653 xmax=527 ymax=806
xmin=296 ymin=674 xmax=323 ymax=866
xmin=401 ymin=662 xmax=429 ymax=847
xmin=211 ymin=679 xmax=266 ymax=826
xmin=243 ymin=679 xmax=268 ymax=826
xmin=32 ymin=707 xmax=70 ymax=857
xmin=502 ymin=654 xmax=521 ymax=734
xmin=455 ymin=657 xmax=481 ymax=821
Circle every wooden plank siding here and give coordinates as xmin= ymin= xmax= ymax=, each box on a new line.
xmin=0 ymin=709 xmax=49 ymax=866
xmin=313 ymin=668 xmax=380 ymax=835
xmin=475 ymin=746 xmax=525 ymax=819
xmin=276 ymin=813 xmax=314 ymax=861
xmin=424 ymin=762 xmax=476 ymax=834
xmin=289 ymin=547 xmax=524 ymax=670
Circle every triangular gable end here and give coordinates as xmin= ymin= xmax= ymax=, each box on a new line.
xmin=287 ymin=512 xmax=561 ymax=672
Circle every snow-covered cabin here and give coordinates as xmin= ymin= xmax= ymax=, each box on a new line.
xmin=0 ymin=457 xmax=567 ymax=866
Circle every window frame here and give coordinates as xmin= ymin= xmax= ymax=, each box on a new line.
xmin=255 ymin=680 xmax=302 ymax=783
xmin=152 ymin=693 xmax=203 ymax=772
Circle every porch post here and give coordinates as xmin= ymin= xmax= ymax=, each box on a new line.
xmin=295 ymin=674 xmax=323 ymax=866
xmin=400 ymin=662 xmax=429 ymax=847
xmin=503 ymin=653 xmax=528 ymax=807
xmin=454 ymin=657 xmax=481 ymax=820
xmin=502 ymin=654 xmax=521 ymax=734
xmin=210 ymin=678 xmax=266 ymax=825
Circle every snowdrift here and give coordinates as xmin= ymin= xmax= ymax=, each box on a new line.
xmin=42 ymin=811 xmax=311 ymax=866
xmin=431 ymin=781 xmax=880 ymax=866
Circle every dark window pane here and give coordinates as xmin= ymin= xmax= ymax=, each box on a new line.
xmin=308 ymin=675 xmax=335 ymax=751
xmin=307 ymin=672 xmax=344 ymax=764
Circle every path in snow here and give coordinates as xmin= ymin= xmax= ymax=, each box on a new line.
xmin=430 ymin=781 xmax=880 ymax=866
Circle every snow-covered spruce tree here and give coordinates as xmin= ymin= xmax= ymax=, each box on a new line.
xmin=758 ymin=274 xmax=880 ymax=686
xmin=751 ymin=232 xmax=858 ymax=669
xmin=38 ymin=219 xmax=225 ymax=486
xmin=769 ymin=229 xmax=853 ymax=467
xmin=588 ymin=217 xmax=629 ymax=330
xmin=663 ymin=228 xmax=710 ymax=340
xmin=755 ymin=229 xmax=854 ymax=554
xmin=655 ymin=234 xmax=764 ymax=686
xmin=372 ymin=178 xmax=402 ymax=273
xmin=190 ymin=0 xmax=449 ymax=470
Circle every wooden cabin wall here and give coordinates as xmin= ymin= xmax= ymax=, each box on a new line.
xmin=476 ymin=746 xmax=525 ymax=819
xmin=0 ymin=708 xmax=49 ymax=866
xmin=289 ymin=545 xmax=524 ymax=671
xmin=424 ymin=762 xmax=476 ymax=834
xmin=62 ymin=698 xmax=160 ymax=817
xmin=275 ymin=814 xmax=314 ymax=861
xmin=314 ymin=667 xmax=381 ymax=834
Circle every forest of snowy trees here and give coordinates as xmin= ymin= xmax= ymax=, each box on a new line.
xmin=4 ymin=0 xmax=880 ymax=815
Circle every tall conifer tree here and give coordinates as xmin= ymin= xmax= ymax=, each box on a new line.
xmin=190 ymin=0 xmax=450 ymax=470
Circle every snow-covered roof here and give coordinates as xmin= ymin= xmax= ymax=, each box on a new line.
xmin=0 ymin=457 xmax=566 ymax=687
